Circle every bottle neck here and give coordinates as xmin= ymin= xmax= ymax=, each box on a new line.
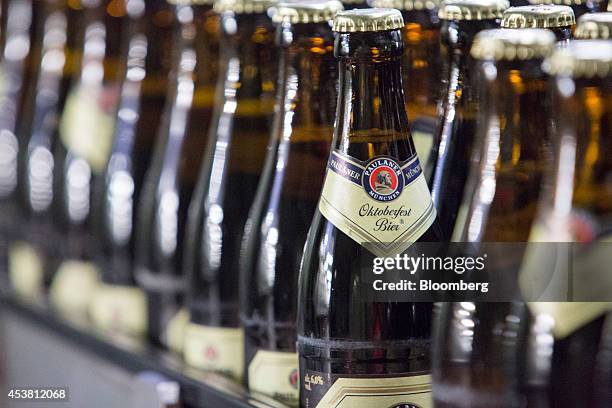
xmin=550 ymin=26 xmax=573 ymax=43
xmin=439 ymin=19 xmax=500 ymax=107
xmin=441 ymin=19 xmax=500 ymax=54
xmin=401 ymin=8 xmax=440 ymax=29
xmin=334 ymin=30 xmax=413 ymax=159
xmin=219 ymin=11 xmax=276 ymax=100
xmin=276 ymin=21 xmax=336 ymax=128
xmin=481 ymin=58 xmax=550 ymax=163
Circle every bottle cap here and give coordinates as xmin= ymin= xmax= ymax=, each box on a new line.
xmin=439 ymin=0 xmax=509 ymax=21
xmin=575 ymin=12 xmax=612 ymax=39
xmin=501 ymin=5 xmax=575 ymax=28
xmin=546 ymin=40 xmax=612 ymax=78
xmin=214 ymin=0 xmax=276 ymax=14
xmin=471 ymin=28 xmax=556 ymax=60
xmin=528 ymin=0 xmax=601 ymax=6
xmin=168 ymin=0 xmax=215 ymax=5
xmin=272 ymin=0 xmax=344 ymax=24
xmin=370 ymin=0 xmax=440 ymax=11
xmin=333 ymin=8 xmax=405 ymax=32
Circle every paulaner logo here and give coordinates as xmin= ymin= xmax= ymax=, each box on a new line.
xmin=363 ymin=157 xmax=404 ymax=202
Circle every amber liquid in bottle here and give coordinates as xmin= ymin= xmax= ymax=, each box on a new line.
xmin=298 ymin=27 xmax=442 ymax=408
xmin=239 ymin=19 xmax=337 ymax=406
xmin=433 ymin=32 xmax=557 ymax=407
xmin=399 ymin=6 xmax=442 ymax=181
xmin=135 ymin=2 xmax=219 ymax=347
xmin=519 ymin=51 xmax=612 ymax=408
xmin=429 ymin=18 xmax=500 ymax=239
xmin=183 ymin=6 xmax=276 ymax=381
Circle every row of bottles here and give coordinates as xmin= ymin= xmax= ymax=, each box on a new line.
xmin=0 ymin=0 xmax=610 ymax=407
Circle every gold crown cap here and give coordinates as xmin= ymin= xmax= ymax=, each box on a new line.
xmin=575 ymin=12 xmax=612 ymax=39
xmin=502 ymin=5 xmax=575 ymax=28
xmin=272 ymin=0 xmax=344 ymax=23
xmin=439 ymin=0 xmax=509 ymax=21
xmin=333 ymin=8 xmax=405 ymax=32
xmin=471 ymin=28 xmax=556 ymax=60
xmin=370 ymin=0 xmax=440 ymax=11
xmin=546 ymin=40 xmax=612 ymax=78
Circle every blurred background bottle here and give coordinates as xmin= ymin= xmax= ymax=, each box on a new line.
xmin=433 ymin=28 xmax=556 ymax=408
xmin=501 ymin=5 xmax=575 ymax=41
xmin=48 ymin=0 xmax=130 ymax=318
xmin=0 ymin=0 xmax=34 ymax=294
xmin=298 ymin=9 xmax=441 ymax=408
xmin=11 ymin=0 xmax=70 ymax=303
xmin=429 ymin=0 xmax=508 ymax=240
xmin=519 ymin=40 xmax=612 ymax=408
xmin=527 ymin=0 xmax=600 ymax=18
xmin=371 ymin=0 xmax=442 ymax=181
xmin=238 ymin=1 xmax=341 ymax=405
xmin=574 ymin=10 xmax=612 ymax=39
xmin=135 ymin=0 xmax=219 ymax=348
xmin=183 ymin=0 xmax=277 ymax=382
xmin=89 ymin=0 xmax=177 ymax=337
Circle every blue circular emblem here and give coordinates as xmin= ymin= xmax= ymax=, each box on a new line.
xmin=362 ymin=157 xmax=404 ymax=202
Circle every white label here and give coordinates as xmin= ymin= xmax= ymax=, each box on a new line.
xmin=165 ymin=308 xmax=190 ymax=354
xmin=184 ymin=323 xmax=244 ymax=382
xmin=521 ymin=216 xmax=612 ymax=338
xmin=49 ymin=260 xmax=100 ymax=318
xmin=319 ymin=151 xmax=436 ymax=257
xmin=249 ymin=351 xmax=299 ymax=407
xmin=9 ymin=242 xmax=43 ymax=302
xmin=317 ymin=374 xmax=432 ymax=408
xmin=89 ymin=284 xmax=148 ymax=336
xmin=412 ymin=130 xmax=434 ymax=168
xmin=60 ymin=85 xmax=116 ymax=173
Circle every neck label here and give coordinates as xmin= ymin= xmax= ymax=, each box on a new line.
xmin=319 ymin=150 xmax=436 ymax=257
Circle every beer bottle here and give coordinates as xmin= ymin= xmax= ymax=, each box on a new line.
xmin=182 ymin=0 xmax=277 ymax=381
xmin=0 ymin=0 xmax=34 ymax=293
xmin=430 ymin=0 xmax=508 ymax=239
xmin=519 ymin=40 xmax=612 ymax=408
xmin=575 ymin=11 xmax=612 ymax=39
xmin=0 ymin=0 xmax=34 ymax=212
xmin=432 ymin=28 xmax=556 ymax=408
xmin=298 ymin=8 xmax=442 ymax=407
xmin=528 ymin=0 xmax=600 ymax=19
xmin=238 ymin=1 xmax=341 ymax=404
xmin=502 ymin=5 xmax=575 ymax=41
xmin=133 ymin=0 xmax=220 ymax=347
xmin=9 ymin=0 xmax=71 ymax=302
xmin=371 ymin=0 xmax=442 ymax=180
xmin=90 ymin=0 xmax=178 ymax=337
xmin=48 ymin=0 xmax=131 ymax=318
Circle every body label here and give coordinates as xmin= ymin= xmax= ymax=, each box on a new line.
xmin=164 ymin=308 xmax=190 ymax=354
xmin=49 ymin=260 xmax=100 ymax=318
xmin=9 ymin=242 xmax=43 ymax=302
xmin=521 ymin=213 xmax=612 ymax=338
xmin=184 ymin=323 xmax=244 ymax=382
xmin=301 ymin=370 xmax=432 ymax=408
xmin=319 ymin=151 xmax=436 ymax=257
xmin=249 ymin=350 xmax=299 ymax=407
xmin=89 ymin=284 xmax=147 ymax=336
xmin=60 ymin=84 xmax=117 ymax=173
